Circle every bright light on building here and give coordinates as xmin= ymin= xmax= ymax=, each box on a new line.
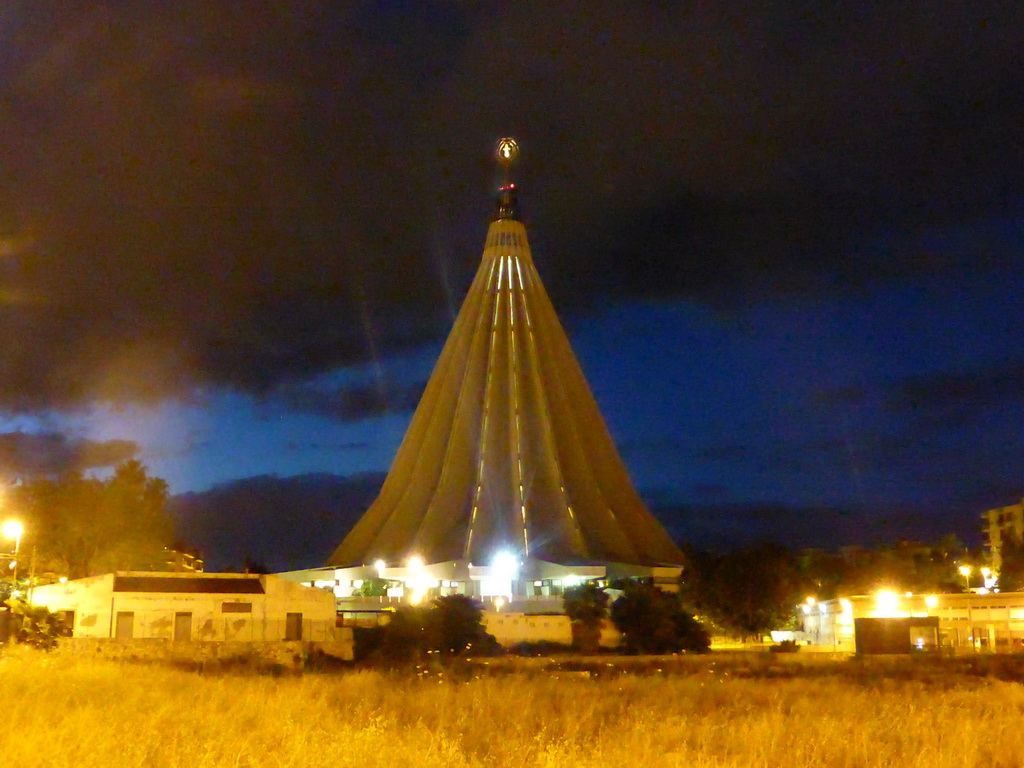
xmin=491 ymin=551 xmax=519 ymax=580
xmin=925 ymin=595 xmax=938 ymax=608
xmin=981 ymin=567 xmax=996 ymax=589
xmin=875 ymin=590 xmax=901 ymax=618
xmin=374 ymin=559 xmax=386 ymax=576
xmin=805 ymin=596 xmax=816 ymax=606
xmin=494 ymin=597 xmax=505 ymax=612
xmin=407 ymin=555 xmax=425 ymax=572
xmin=838 ymin=598 xmax=854 ymax=634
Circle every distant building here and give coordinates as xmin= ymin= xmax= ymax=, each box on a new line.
xmin=982 ymin=498 xmax=1024 ymax=571
xmin=802 ymin=590 xmax=1024 ymax=652
xmin=163 ymin=547 xmax=205 ymax=573
xmin=29 ymin=572 xmax=339 ymax=642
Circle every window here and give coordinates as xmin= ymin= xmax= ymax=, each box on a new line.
xmin=222 ymin=602 xmax=252 ymax=613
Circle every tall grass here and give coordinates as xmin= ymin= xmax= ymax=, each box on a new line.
xmin=1 ymin=653 xmax=1023 ymax=767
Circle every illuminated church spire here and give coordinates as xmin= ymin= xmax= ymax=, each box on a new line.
xmin=328 ymin=139 xmax=682 ymax=568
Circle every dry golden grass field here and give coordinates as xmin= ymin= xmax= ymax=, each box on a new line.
xmin=2 ymin=652 xmax=1024 ymax=768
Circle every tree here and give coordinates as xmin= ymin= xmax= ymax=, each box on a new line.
xmin=373 ymin=595 xmax=497 ymax=662
xmin=610 ymin=581 xmax=709 ymax=654
xmin=5 ymin=599 xmax=63 ymax=650
xmin=10 ymin=460 xmax=175 ymax=578
xmin=563 ymin=582 xmax=609 ymax=654
xmin=796 ymin=536 xmax=968 ymax=598
xmin=431 ymin=595 xmax=494 ymax=656
xmin=353 ymin=577 xmax=390 ymax=597
xmin=998 ymin=534 xmax=1024 ymax=592
xmin=681 ymin=543 xmax=803 ymax=639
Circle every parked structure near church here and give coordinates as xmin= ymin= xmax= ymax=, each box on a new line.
xmin=284 ymin=139 xmax=683 ymax=612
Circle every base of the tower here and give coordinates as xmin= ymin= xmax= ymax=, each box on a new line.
xmin=277 ymin=557 xmax=682 ymax=617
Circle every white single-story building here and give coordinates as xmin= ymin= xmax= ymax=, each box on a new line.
xmin=801 ymin=590 xmax=1024 ymax=652
xmin=29 ymin=571 xmax=340 ymax=642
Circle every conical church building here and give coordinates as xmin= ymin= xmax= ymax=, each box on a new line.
xmin=287 ymin=140 xmax=682 ymax=607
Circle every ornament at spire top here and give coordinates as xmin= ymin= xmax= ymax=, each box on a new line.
xmin=492 ymin=137 xmax=521 ymax=221
xmin=496 ymin=137 xmax=519 ymax=167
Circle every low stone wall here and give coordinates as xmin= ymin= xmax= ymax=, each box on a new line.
xmin=51 ymin=632 xmax=354 ymax=671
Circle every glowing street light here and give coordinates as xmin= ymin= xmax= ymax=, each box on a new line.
xmin=980 ymin=567 xmax=996 ymax=590
xmin=958 ymin=564 xmax=972 ymax=591
xmin=405 ymin=555 xmax=427 ymax=604
xmin=2 ymin=520 xmax=22 ymax=551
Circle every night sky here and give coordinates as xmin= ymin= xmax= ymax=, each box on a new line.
xmin=1 ymin=3 xmax=1022 ymax=566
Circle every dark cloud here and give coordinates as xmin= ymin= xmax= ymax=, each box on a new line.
xmin=0 ymin=2 xmax=1022 ymax=409
xmin=168 ymin=471 xmax=385 ymax=570
xmin=697 ymin=444 xmax=753 ymax=462
xmin=812 ymin=386 xmax=870 ymax=408
xmin=655 ymin=501 xmax=975 ymax=552
xmin=889 ymin=359 xmax=1024 ymax=427
xmin=272 ymin=378 xmax=427 ymax=422
xmin=0 ymin=431 xmax=138 ymax=477
xmin=286 ymin=441 xmax=370 ymax=453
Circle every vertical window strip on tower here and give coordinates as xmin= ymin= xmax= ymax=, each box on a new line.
xmin=507 ymin=252 xmax=529 ymax=556
xmin=465 ymin=257 xmax=502 ymax=559
xmin=514 ymin=257 xmax=532 ymax=327
xmin=516 ymin=283 xmax=586 ymax=554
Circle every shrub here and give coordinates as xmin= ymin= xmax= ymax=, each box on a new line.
xmin=770 ymin=640 xmax=800 ymax=653
xmin=563 ymin=583 xmax=610 ymax=654
xmin=432 ymin=595 xmax=497 ymax=656
xmin=610 ymin=582 xmax=710 ymax=654
xmin=365 ymin=596 xmax=498 ymax=664
xmin=5 ymin=599 xmax=63 ymax=650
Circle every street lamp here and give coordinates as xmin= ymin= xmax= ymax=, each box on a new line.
xmin=2 ymin=519 xmax=23 ymax=596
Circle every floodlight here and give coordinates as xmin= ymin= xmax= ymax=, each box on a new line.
xmin=491 ymin=551 xmax=519 ymax=579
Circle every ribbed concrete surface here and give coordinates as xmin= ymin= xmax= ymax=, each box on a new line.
xmin=328 ymin=214 xmax=682 ymax=568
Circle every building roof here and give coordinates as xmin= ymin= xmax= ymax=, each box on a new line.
xmin=328 ymin=140 xmax=683 ymax=569
xmin=113 ymin=575 xmax=265 ymax=594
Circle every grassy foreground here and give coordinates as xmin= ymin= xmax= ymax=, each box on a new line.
xmin=2 ymin=653 xmax=1024 ymax=767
